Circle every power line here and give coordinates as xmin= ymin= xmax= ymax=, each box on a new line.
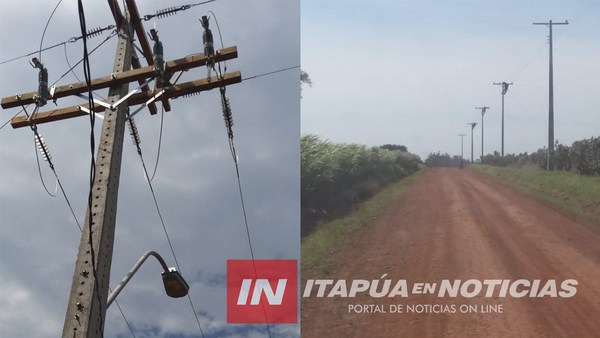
xmin=0 ymin=25 xmax=115 ymax=66
xmin=0 ymin=62 xmax=297 ymax=135
xmin=0 ymin=0 xmax=217 ymax=66
xmin=4 ymin=1 xmax=236 ymax=336
xmin=242 ymin=65 xmax=300 ymax=82
xmin=62 ymin=36 xmax=112 ymax=101
xmin=113 ymin=300 xmax=137 ymax=337
xmin=0 ymin=32 xmax=116 ymax=134
xmin=78 ymin=0 xmax=104 ymax=336
xmin=63 ymin=43 xmax=82 ymax=82
xmin=39 ymin=0 xmax=64 ymax=63
xmin=0 ymin=41 xmax=68 ymax=66
xmin=22 ymin=104 xmax=137 ymax=336
xmin=53 ymin=29 xmax=117 ymax=87
xmin=0 ymin=110 xmax=25 ymax=131
xmin=149 ymin=103 xmax=165 ymax=182
xmin=27 ymin=107 xmax=58 ymax=198
xmin=126 ymin=110 xmax=206 ymax=338
xmin=204 ymin=10 xmax=276 ymax=332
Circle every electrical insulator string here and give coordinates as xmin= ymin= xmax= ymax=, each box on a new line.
xmin=142 ymin=0 xmax=218 ymax=22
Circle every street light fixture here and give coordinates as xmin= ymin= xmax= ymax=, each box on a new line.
xmin=107 ymin=251 xmax=189 ymax=308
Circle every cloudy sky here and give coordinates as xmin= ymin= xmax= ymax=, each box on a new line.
xmin=0 ymin=1 xmax=299 ymax=337
xmin=302 ymin=0 xmax=600 ymax=160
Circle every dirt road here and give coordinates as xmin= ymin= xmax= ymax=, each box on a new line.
xmin=301 ymin=168 xmax=600 ymax=337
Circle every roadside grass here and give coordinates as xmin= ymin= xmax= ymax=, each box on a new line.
xmin=301 ymin=166 xmax=426 ymax=275
xmin=472 ymin=165 xmax=600 ymax=223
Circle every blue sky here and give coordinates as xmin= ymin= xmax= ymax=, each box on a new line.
xmin=301 ymin=0 xmax=600 ymax=159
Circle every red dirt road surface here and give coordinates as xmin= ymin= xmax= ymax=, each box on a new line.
xmin=302 ymin=168 xmax=600 ymax=337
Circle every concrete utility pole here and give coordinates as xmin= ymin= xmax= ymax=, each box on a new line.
xmin=476 ymin=106 xmax=490 ymax=162
xmin=493 ymin=81 xmax=513 ymax=157
xmin=467 ymin=122 xmax=477 ymax=163
xmin=533 ymin=19 xmax=568 ymax=171
xmin=58 ymin=13 xmax=134 ymax=337
xmin=1 ymin=1 xmax=241 ymax=336
xmin=458 ymin=133 xmax=466 ymax=168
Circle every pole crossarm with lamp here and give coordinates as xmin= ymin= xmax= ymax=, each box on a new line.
xmin=107 ymin=251 xmax=189 ymax=308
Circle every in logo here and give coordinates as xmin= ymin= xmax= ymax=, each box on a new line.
xmin=227 ymin=259 xmax=297 ymax=323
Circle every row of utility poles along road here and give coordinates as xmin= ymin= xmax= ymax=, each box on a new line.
xmin=460 ymin=19 xmax=568 ymax=171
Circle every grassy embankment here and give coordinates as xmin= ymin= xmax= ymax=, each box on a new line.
xmin=301 ymin=166 xmax=426 ymax=275
xmin=473 ymin=165 xmax=600 ymax=224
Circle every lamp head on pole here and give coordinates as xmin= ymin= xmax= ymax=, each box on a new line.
xmin=162 ymin=268 xmax=190 ymax=298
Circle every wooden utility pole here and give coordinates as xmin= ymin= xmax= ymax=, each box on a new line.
xmin=533 ymin=20 xmax=568 ymax=171
xmin=1 ymin=1 xmax=241 ymax=336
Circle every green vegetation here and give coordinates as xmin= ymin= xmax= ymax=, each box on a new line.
xmin=301 ymin=135 xmax=421 ymax=236
xmin=481 ymin=136 xmax=600 ymax=175
xmin=301 ymin=167 xmax=426 ymax=274
xmin=473 ymin=165 xmax=600 ymax=222
xmin=425 ymin=152 xmax=466 ymax=168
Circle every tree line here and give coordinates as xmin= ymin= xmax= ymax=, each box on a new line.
xmin=425 ymin=136 xmax=600 ymax=175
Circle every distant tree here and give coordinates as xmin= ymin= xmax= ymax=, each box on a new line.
xmin=425 ymin=152 xmax=463 ymax=168
xmin=301 ymin=69 xmax=312 ymax=98
xmin=380 ymin=144 xmax=408 ymax=152
xmin=301 ymin=69 xmax=312 ymax=86
xmin=554 ymin=140 xmax=572 ymax=171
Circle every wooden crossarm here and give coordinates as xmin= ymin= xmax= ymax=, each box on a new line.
xmin=11 ymin=71 xmax=241 ymax=128
xmin=1 ymin=47 xmax=238 ymax=109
